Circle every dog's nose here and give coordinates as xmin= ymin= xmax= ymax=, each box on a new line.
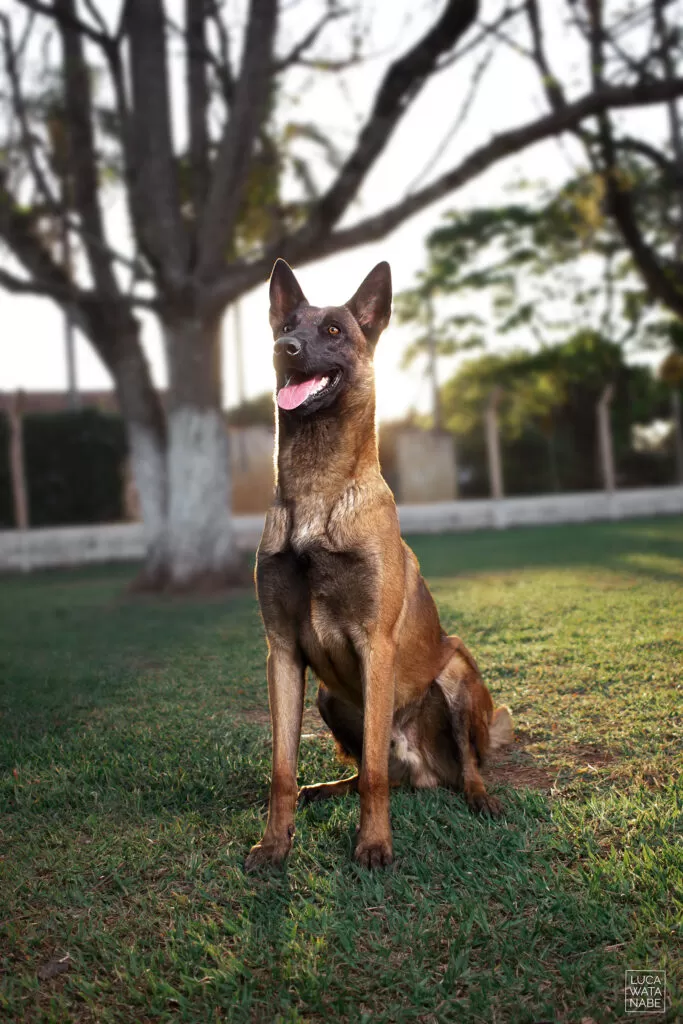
xmin=274 ymin=336 xmax=302 ymax=358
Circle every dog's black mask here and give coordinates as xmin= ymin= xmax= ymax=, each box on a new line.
xmin=268 ymin=259 xmax=392 ymax=418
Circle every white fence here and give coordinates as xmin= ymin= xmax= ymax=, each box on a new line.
xmin=1 ymin=486 xmax=682 ymax=573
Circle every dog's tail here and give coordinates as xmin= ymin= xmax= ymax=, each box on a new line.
xmin=489 ymin=705 xmax=514 ymax=751
xmin=438 ymin=636 xmax=514 ymax=761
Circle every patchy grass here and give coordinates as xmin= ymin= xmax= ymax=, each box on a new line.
xmin=0 ymin=517 xmax=681 ymax=1023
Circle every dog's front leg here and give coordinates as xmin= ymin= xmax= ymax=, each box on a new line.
xmin=355 ymin=636 xmax=395 ymax=868
xmin=245 ymin=640 xmax=305 ymax=871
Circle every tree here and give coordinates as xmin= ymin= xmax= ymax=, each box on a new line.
xmin=463 ymin=1 xmax=683 ymax=477
xmin=514 ymin=1 xmax=683 ymax=323
xmin=2 ymin=1 xmax=683 ymax=588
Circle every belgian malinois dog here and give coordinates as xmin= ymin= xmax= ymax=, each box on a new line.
xmin=246 ymin=259 xmax=512 ymax=871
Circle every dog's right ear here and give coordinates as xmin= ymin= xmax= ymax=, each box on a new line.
xmin=269 ymin=259 xmax=308 ymax=332
xmin=345 ymin=261 xmax=392 ymax=346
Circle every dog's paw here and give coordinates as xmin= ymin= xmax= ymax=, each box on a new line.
xmin=466 ymin=790 xmax=503 ymax=819
xmin=244 ymin=836 xmax=292 ymax=873
xmin=354 ymin=835 xmax=393 ymax=869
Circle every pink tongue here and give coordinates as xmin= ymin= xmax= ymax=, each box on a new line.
xmin=277 ymin=374 xmax=326 ymax=410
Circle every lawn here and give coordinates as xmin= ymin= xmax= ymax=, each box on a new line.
xmin=1 ymin=517 xmax=681 ymax=1023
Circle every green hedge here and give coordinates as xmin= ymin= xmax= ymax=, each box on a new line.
xmin=18 ymin=409 xmax=128 ymax=527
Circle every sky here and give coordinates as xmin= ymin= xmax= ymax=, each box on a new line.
xmin=0 ymin=0 xmax=673 ymax=420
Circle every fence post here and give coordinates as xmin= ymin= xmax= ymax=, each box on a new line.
xmin=485 ymin=386 xmax=506 ymax=528
xmin=597 ymin=383 xmax=616 ymax=497
xmin=232 ymin=301 xmax=248 ymax=473
xmin=671 ymin=389 xmax=683 ymax=485
xmin=8 ymin=391 xmax=29 ymax=530
xmin=485 ymin=386 xmax=504 ymax=500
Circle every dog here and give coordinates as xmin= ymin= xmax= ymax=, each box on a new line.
xmin=245 ymin=259 xmax=513 ymax=871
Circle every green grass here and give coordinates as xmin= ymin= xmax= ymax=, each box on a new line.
xmin=1 ymin=517 xmax=681 ymax=1023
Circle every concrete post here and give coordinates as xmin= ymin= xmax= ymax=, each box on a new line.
xmin=8 ymin=391 xmax=29 ymax=530
xmin=597 ymin=383 xmax=616 ymax=493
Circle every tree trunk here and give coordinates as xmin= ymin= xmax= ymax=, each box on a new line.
xmin=109 ymin=326 xmax=168 ymax=586
xmin=162 ymin=311 xmax=246 ymax=589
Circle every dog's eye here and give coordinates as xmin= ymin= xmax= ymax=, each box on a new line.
xmin=327 ymin=324 xmax=340 ymax=336
xmin=282 ymin=324 xmax=292 ymax=333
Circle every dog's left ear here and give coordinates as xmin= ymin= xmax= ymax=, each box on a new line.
xmin=345 ymin=261 xmax=392 ymax=345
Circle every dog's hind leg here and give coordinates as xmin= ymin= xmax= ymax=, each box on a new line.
xmin=298 ymin=685 xmax=362 ymax=804
xmin=436 ymin=638 xmax=504 ymax=818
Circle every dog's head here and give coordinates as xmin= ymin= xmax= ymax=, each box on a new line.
xmin=268 ymin=259 xmax=392 ymax=417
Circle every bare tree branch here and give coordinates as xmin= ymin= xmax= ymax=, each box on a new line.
xmin=209 ymin=72 xmax=683 ymax=309
xmin=80 ymin=0 xmax=110 ymax=39
xmin=307 ymin=75 xmax=683 ymax=257
xmin=275 ymin=6 xmax=348 ymax=71
xmin=0 ymin=11 xmax=60 ymax=212
xmin=56 ymin=0 xmax=118 ymax=296
xmin=525 ymin=0 xmax=566 ymax=112
xmin=476 ymin=6 xmax=533 ymax=60
xmin=197 ymin=0 xmax=278 ymax=281
xmin=186 ymin=0 xmax=210 ymax=225
xmin=98 ymin=39 xmax=155 ymax=271
xmin=586 ymin=0 xmax=683 ymax=319
xmin=615 ymin=135 xmax=678 ymax=177
xmin=124 ymin=0 xmax=188 ymax=288
xmin=407 ymin=39 xmax=496 ymax=195
xmin=15 ymin=0 xmax=110 ymax=46
xmin=207 ymin=0 xmax=235 ymax=105
xmin=165 ymin=4 xmax=235 ymax=106
xmin=13 ymin=0 xmax=150 ymax=274
xmin=293 ymin=0 xmax=479 ymax=249
xmin=0 ymin=168 xmax=154 ymax=313
xmin=604 ymin=180 xmax=683 ymax=317
xmin=436 ymin=3 xmax=525 ymax=72
xmin=0 ymin=263 xmax=69 ymax=298
xmin=653 ymin=0 xmax=683 ymax=255
xmin=0 ymin=171 xmax=101 ymax=316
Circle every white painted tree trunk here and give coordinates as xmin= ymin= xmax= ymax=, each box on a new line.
xmin=110 ymin=329 xmax=169 ymax=588
xmin=128 ymin=422 xmax=168 ymax=580
xmin=165 ymin=406 xmax=242 ymax=587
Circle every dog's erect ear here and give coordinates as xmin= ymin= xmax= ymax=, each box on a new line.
xmin=345 ymin=262 xmax=392 ymax=344
xmin=269 ymin=259 xmax=308 ymax=331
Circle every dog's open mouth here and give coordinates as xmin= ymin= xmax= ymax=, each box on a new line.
xmin=277 ymin=370 xmax=342 ymax=411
